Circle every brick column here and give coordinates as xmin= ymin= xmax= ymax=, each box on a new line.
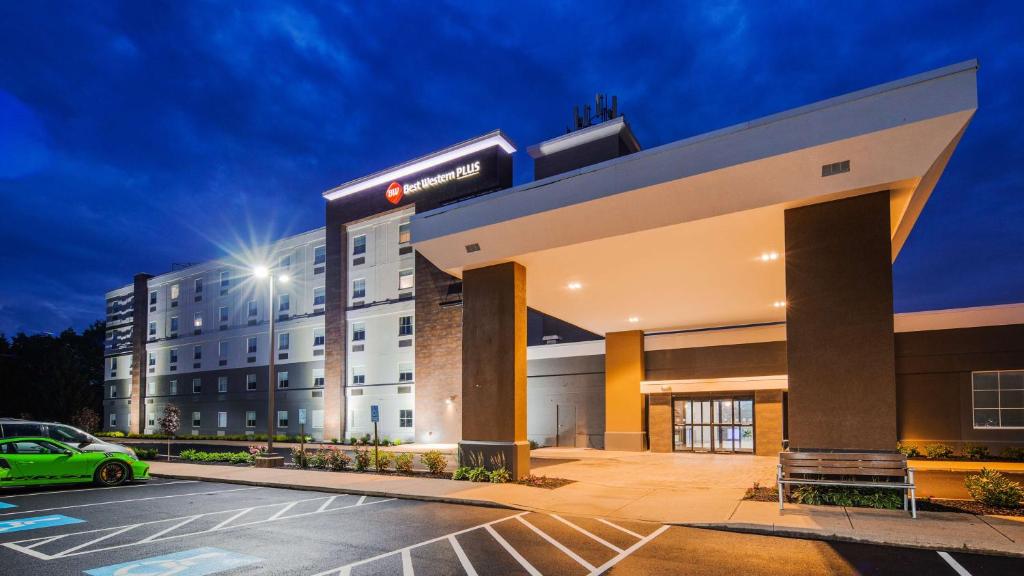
xmin=784 ymin=191 xmax=897 ymax=451
xmin=414 ymin=254 xmax=463 ymax=444
xmin=323 ymin=215 xmax=346 ymax=441
xmin=604 ymin=330 xmax=646 ymax=451
xmin=460 ymin=262 xmax=529 ymax=480
xmin=128 ymin=273 xmax=152 ymax=434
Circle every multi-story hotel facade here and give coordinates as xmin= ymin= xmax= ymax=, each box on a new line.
xmin=104 ymin=60 xmax=1024 ymax=478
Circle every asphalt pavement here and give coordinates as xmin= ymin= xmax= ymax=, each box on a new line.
xmin=0 ymin=478 xmax=1019 ymax=575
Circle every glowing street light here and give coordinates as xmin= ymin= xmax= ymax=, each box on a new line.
xmin=254 ymin=265 xmax=289 ymax=463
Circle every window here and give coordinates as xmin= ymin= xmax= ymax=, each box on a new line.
xmin=397 ymin=385 xmax=412 ymax=394
xmin=248 ymin=300 xmax=258 ymax=317
xmin=312 ymin=409 xmax=324 ymax=430
xmin=219 ymin=306 xmax=229 ymax=324
xmin=246 ymin=373 xmax=257 ymax=391
xmin=218 ymin=341 xmax=228 ymax=358
xmin=398 ymin=222 xmax=410 ymax=244
xmin=398 ymin=315 xmax=413 ymax=337
xmin=148 ymin=352 xmax=156 ymax=367
xmin=277 ymin=410 xmax=289 ymax=428
xmin=313 ymin=287 xmax=325 ymax=307
xmin=973 ymin=371 xmax=1024 ymax=429
xmin=109 ymin=357 xmax=117 ymax=376
xmin=398 ymin=269 xmax=414 ymax=290
xmin=109 ymin=385 xmax=117 ymax=399
xmin=194 ymin=278 xmax=203 ymax=294
xmin=169 ymin=380 xmax=177 ymax=395
xmin=169 ymin=348 xmax=178 ymax=364
xmin=314 ymin=245 xmax=326 ymax=265
xmin=192 ymin=378 xmax=201 ymax=394
xmin=218 ymin=376 xmax=227 ymax=393
xmin=218 ymin=411 xmax=227 ymax=428
xmin=170 ymin=283 xmax=180 ymax=302
xmin=352 ymin=279 xmax=366 ymax=299
xmin=146 ymin=381 xmax=155 ymax=395
xmin=313 ymin=327 xmax=325 ymax=347
xmin=351 ymin=366 xmax=365 ymax=385
xmin=193 ymin=312 xmax=203 ymax=329
xmin=220 ymin=270 xmax=230 ymax=288
xmin=149 ymin=291 xmax=157 ymax=305
xmin=193 ymin=345 xmax=202 ymax=361
xmin=148 ymin=322 xmax=156 ymax=337
xmin=170 ymin=316 xmax=179 ymax=334
xmin=277 ymin=371 xmax=289 ymax=389
xmin=352 ymin=322 xmax=365 ymax=342
xmin=313 ymin=368 xmax=324 ymax=387
xmin=109 ymin=413 xmax=117 ymax=427
xmin=399 ymin=362 xmax=414 ymax=383
xmin=278 ymin=332 xmax=290 ymax=351
xmin=280 ymin=254 xmax=291 ymax=268
xmin=147 ymin=411 xmax=156 ymax=427
xmin=352 ymin=235 xmax=366 ymax=255
xmin=247 ymin=336 xmax=257 ymax=354
xmin=246 ymin=411 xmax=256 ymax=428
xmin=399 ymin=409 xmax=413 ymax=428
xmin=279 ymin=293 xmax=290 ymax=313
xmin=192 ymin=411 xmax=201 ymax=427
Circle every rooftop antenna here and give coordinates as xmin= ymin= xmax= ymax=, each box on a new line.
xmin=568 ymin=94 xmax=621 ymax=132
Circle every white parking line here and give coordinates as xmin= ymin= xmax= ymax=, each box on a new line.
xmin=516 ymin=515 xmax=595 ymax=571
xmin=4 ymin=494 xmax=395 ymax=560
xmin=210 ymin=507 xmax=253 ymax=531
xmin=587 ymin=524 xmax=670 ymax=575
xmin=448 ymin=535 xmax=478 ymax=576
xmin=52 ymin=524 xmax=140 ymax=557
xmin=938 ymin=551 xmax=973 ymax=576
xmin=484 ymin=524 xmax=542 ymax=576
xmin=549 ymin=514 xmax=624 ymax=553
xmin=0 ymin=486 xmax=259 ymax=516
xmin=137 ymin=515 xmax=201 ymax=543
xmin=401 ymin=548 xmax=414 ymax=576
xmin=0 ymin=480 xmax=198 ymax=498
xmin=596 ymin=517 xmax=644 ymax=540
xmin=316 ymin=496 xmax=337 ymax=513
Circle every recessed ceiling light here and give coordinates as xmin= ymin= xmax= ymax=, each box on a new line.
xmin=772 ymin=300 xmax=787 ymax=308
xmin=567 ymin=282 xmax=582 ymax=291
xmin=760 ymin=251 xmax=780 ymax=262
xmin=628 ymin=316 xmax=639 ymax=323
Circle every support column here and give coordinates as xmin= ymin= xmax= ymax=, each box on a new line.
xmin=604 ymin=330 xmax=646 ymax=451
xmin=784 ymin=191 xmax=897 ymax=451
xmin=128 ymin=273 xmax=152 ymax=435
xmin=648 ymin=394 xmax=672 ymax=452
xmin=754 ymin=389 xmax=783 ymax=455
xmin=460 ymin=262 xmax=529 ymax=480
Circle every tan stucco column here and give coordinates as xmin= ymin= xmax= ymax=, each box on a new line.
xmin=754 ymin=389 xmax=784 ymax=455
xmin=460 ymin=262 xmax=529 ymax=480
xmin=604 ymin=330 xmax=646 ymax=451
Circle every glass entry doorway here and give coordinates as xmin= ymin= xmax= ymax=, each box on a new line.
xmin=673 ymin=397 xmax=754 ymax=453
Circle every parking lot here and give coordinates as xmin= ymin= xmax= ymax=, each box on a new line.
xmin=0 ymin=478 xmax=1021 ymax=575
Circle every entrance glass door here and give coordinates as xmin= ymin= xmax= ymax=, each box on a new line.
xmin=673 ymin=396 xmax=754 ymax=453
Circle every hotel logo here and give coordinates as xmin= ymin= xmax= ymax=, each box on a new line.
xmin=384 ymin=160 xmax=482 ymax=204
xmin=386 ymin=181 xmax=403 ymax=205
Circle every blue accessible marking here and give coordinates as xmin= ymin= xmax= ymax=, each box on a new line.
xmin=0 ymin=514 xmax=84 ymax=533
xmin=85 ymin=547 xmax=263 ymax=576
xmin=0 ymin=502 xmax=15 ymax=509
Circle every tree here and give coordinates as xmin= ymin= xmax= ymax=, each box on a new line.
xmin=71 ymin=407 xmax=100 ymax=433
xmin=158 ymin=404 xmax=181 ymax=460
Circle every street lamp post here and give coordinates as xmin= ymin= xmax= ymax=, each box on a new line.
xmin=254 ymin=266 xmax=288 ymax=460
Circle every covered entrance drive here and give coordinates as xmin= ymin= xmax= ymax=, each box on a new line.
xmin=673 ymin=396 xmax=754 ymax=453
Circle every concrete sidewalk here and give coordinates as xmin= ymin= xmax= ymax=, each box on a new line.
xmin=147 ymin=449 xmax=1024 ymax=557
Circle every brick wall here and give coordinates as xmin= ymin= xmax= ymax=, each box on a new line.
xmin=414 ymin=253 xmax=463 ymax=443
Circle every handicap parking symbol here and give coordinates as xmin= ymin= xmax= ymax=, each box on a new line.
xmin=85 ymin=547 xmax=262 ymax=576
xmin=0 ymin=502 xmax=15 ymax=509
xmin=0 ymin=514 xmax=84 ymax=533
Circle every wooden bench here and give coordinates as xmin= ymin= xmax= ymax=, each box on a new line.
xmin=777 ymin=452 xmax=917 ymax=518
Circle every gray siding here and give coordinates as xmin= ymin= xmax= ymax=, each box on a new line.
xmin=527 ymin=354 xmax=605 ymax=448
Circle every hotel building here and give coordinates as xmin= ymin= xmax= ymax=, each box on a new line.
xmin=104 ymin=60 xmax=1024 ymax=478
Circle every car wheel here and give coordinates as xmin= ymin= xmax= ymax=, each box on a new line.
xmin=94 ymin=461 xmax=129 ymax=486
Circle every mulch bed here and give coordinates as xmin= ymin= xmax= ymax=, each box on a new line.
xmin=517 ymin=474 xmax=575 ymax=490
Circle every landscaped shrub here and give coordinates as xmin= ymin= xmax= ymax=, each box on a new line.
xmin=452 ymin=466 xmax=471 ymax=481
xmin=1003 ymin=447 xmax=1024 ymax=461
xmin=291 ymin=447 xmax=309 ymax=468
xmin=178 ymin=449 xmax=253 ymax=465
xmin=791 ymin=485 xmax=902 ymax=509
xmin=924 ymin=443 xmax=955 ymax=459
xmin=467 ymin=467 xmax=490 ymax=482
xmin=249 ymin=445 xmax=269 ymax=458
xmin=100 ymin=431 xmax=126 ymax=438
xmin=354 ymin=447 xmax=371 ymax=471
xmin=963 ymin=444 xmax=990 ymax=460
xmin=326 ymin=448 xmax=352 ymax=471
xmin=133 ymin=447 xmax=158 ymax=460
xmin=348 ymin=437 xmax=358 ymax=445
xmin=896 ymin=442 xmax=920 ymax=458
xmin=528 ymin=440 xmax=540 ymax=450
xmin=361 ymin=434 xmax=372 ymax=444
xmin=965 ymin=468 xmax=1023 ymax=508
xmin=421 ymin=451 xmax=448 ymax=475
xmin=489 ymin=467 xmax=511 ymax=483
xmin=394 ymin=453 xmax=414 ymax=474
xmin=373 ymin=451 xmax=393 ymax=472
xmin=392 ymin=439 xmax=402 ymax=447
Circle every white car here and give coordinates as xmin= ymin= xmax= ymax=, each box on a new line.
xmin=0 ymin=418 xmax=136 ymax=457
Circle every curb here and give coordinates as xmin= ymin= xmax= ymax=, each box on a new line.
xmin=150 ymin=472 xmax=520 ymax=512
xmin=675 ymin=522 xmax=1024 ymax=559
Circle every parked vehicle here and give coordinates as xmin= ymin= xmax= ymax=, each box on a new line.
xmin=0 ymin=418 xmax=135 ymax=457
xmin=0 ymin=437 xmax=149 ymax=487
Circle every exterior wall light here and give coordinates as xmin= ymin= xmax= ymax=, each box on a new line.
xmin=445 ymin=395 xmax=457 ymax=405
xmin=760 ymin=252 xmax=780 ymax=262
xmin=772 ymin=300 xmax=787 ymax=308
xmin=567 ymin=282 xmax=582 ymax=291
xmin=628 ymin=316 xmax=639 ymax=323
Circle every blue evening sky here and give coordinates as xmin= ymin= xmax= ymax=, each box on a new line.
xmin=0 ymin=1 xmax=1021 ymax=335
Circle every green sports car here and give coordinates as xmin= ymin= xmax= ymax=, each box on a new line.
xmin=0 ymin=437 xmax=149 ymax=488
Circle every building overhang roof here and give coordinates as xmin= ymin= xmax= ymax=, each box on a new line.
xmin=411 ymin=61 xmax=978 ymax=335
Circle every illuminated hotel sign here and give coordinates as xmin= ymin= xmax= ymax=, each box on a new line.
xmin=385 ymin=160 xmax=482 ymax=205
